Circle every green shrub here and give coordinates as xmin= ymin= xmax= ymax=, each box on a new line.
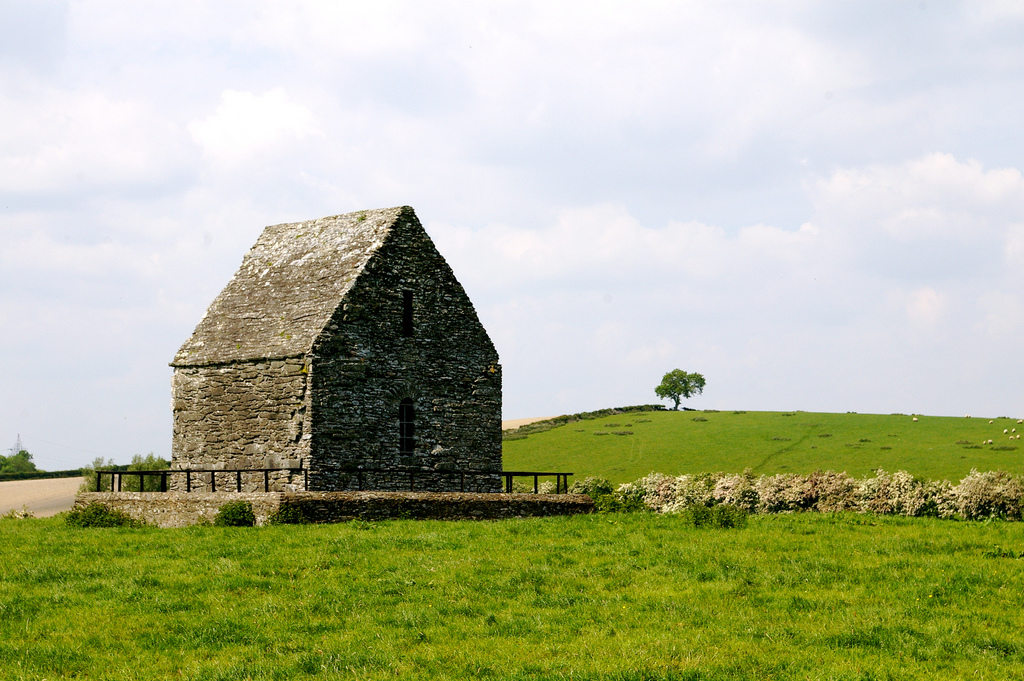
xmin=125 ymin=453 xmax=170 ymax=492
xmin=680 ymin=503 xmax=746 ymax=528
xmin=593 ymin=494 xmax=649 ymax=513
xmin=214 ymin=500 xmax=256 ymax=527
xmin=683 ymin=504 xmax=714 ymax=527
xmin=713 ymin=503 xmax=748 ymax=528
xmin=65 ymin=502 xmax=145 ymax=528
xmin=266 ymin=505 xmax=308 ymax=525
xmin=78 ymin=457 xmax=119 ymax=492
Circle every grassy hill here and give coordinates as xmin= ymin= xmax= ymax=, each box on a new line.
xmin=502 ymin=408 xmax=1024 ymax=484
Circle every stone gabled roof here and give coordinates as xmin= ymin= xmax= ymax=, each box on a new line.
xmin=172 ymin=206 xmax=412 ymax=367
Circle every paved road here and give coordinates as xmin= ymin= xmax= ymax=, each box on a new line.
xmin=502 ymin=416 xmax=553 ymax=431
xmin=0 ymin=477 xmax=84 ymax=517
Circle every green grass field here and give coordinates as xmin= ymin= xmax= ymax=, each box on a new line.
xmin=3 ymin=514 xmax=1024 ymax=680
xmin=503 ymin=410 xmax=1024 ymax=485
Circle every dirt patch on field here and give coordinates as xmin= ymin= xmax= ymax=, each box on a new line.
xmin=1 ymin=477 xmax=84 ymax=517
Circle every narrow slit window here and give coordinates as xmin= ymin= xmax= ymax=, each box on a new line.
xmin=402 ymin=290 xmax=414 ymax=337
xmin=399 ymin=398 xmax=415 ymax=454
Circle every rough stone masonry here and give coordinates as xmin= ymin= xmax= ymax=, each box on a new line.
xmin=74 ymin=491 xmax=593 ymax=527
xmin=170 ymin=206 xmax=502 ymax=492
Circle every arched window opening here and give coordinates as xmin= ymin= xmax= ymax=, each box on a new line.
xmin=399 ymin=398 xmax=415 ymax=454
xmin=402 ymin=290 xmax=414 ymax=337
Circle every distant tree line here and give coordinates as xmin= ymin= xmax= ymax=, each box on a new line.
xmin=0 ymin=442 xmax=169 ymax=483
xmin=0 ymin=447 xmax=38 ymax=475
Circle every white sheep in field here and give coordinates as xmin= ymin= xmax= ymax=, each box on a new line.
xmin=1013 ymin=428 xmax=1017 ymax=433
xmin=1005 ymin=429 xmax=1009 ymax=434
xmin=966 ymin=414 xmax=971 ymax=418
xmin=1018 ymin=419 xmax=1023 ymax=424
xmin=912 ymin=417 xmax=919 ymax=422
xmin=988 ymin=439 xmax=995 ymax=444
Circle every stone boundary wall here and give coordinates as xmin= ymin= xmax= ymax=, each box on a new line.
xmin=279 ymin=491 xmax=592 ymax=523
xmin=74 ymin=491 xmax=593 ymax=527
xmin=75 ymin=492 xmax=282 ymax=527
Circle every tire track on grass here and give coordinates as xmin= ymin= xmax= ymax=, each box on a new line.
xmin=750 ymin=424 xmax=819 ymax=474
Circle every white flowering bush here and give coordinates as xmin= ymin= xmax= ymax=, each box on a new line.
xmin=615 ymin=480 xmax=647 ymax=506
xmin=711 ymin=470 xmax=759 ymax=513
xmin=856 ymin=469 xmax=937 ymax=516
xmin=666 ymin=473 xmax=718 ymax=513
xmin=639 ymin=472 xmax=678 ymax=511
xmin=612 ymin=468 xmax=1024 ymax=521
xmin=1 ymin=505 xmax=34 ymax=520
xmin=806 ymin=470 xmax=859 ymax=513
xmin=567 ymin=476 xmax=614 ymax=500
xmin=924 ymin=479 xmax=954 ymax=517
xmin=755 ymin=473 xmax=811 ymax=513
xmin=943 ymin=469 xmax=1024 ymax=520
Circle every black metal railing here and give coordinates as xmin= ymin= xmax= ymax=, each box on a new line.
xmin=95 ymin=467 xmax=307 ymax=493
xmin=93 ymin=467 xmax=573 ymax=494
xmin=327 ymin=468 xmax=572 ymax=494
xmin=503 ymin=471 xmax=573 ymax=494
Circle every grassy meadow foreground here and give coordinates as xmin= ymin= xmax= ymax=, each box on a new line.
xmin=3 ymin=514 xmax=1024 ymax=680
xmin=503 ymin=409 xmax=1024 ymax=484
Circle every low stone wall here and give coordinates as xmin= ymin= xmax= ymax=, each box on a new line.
xmin=74 ymin=491 xmax=593 ymax=527
xmin=75 ymin=492 xmax=282 ymax=527
xmin=279 ymin=491 xmax=593 ymax=522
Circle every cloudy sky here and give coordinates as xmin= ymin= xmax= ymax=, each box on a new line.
xmin=2 ymin=1 xmax=1024 ymax=469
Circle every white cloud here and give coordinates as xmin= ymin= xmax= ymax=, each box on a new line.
xmin=976 ymin=290 xmax=1024 ymax=341
xmin=815 ymin=153 xmax=1024 ymax=236
xmin=1004 ymin=223 xmax=1024 ymax=267
xmin=434 ymin=152 xmax=1024 ymax=418
xmin=435 ymin=203 xmax=824 ymax=290
xmin=0 ymin=90 xmax=191 ymax=195
xmin=188 ymin=88 xmax=320 ymax=164
xmin=811 ymin=153 xmax=1024 ymax=282
xmin=906 ymin=287 xmax=946 ymax=329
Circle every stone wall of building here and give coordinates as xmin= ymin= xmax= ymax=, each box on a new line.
xmin=170 ymin=357 xmax=311 ymax=491
xmin=308 ymin=214 xmax=502 ymax=492
xmin=74 ymin=492 xmax=593 ymax=527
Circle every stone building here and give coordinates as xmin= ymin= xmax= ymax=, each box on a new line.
xmin=170 ymin=206 xmax=502 ymax=492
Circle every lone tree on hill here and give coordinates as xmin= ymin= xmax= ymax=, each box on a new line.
xmin=655 ymin=369 xmax=706 ymax=410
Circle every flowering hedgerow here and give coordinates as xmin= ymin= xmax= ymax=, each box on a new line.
xmin=590 ymin=468 xmax=1024 ymax=520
